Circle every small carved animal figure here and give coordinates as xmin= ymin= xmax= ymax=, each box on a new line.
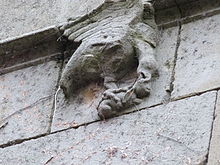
xmin=59 ymin=0 xmax=158 ymax=119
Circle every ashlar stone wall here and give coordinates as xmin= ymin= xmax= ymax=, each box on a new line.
xmin=0 ymin=0 xmax=220 ymax=164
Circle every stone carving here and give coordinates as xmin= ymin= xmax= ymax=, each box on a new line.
xmin=59 ymin=0 xmax=158 ymax=119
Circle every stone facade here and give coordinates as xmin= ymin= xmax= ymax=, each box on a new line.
xmin=0 ymin=0 xmax=220 ymax=164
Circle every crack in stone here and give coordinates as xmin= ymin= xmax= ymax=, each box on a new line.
xmin=0 ymin=133 xmax=48 ymax=149
xmin=158 ymin=4 xmax=220 ymax=29
xmin=47 ymin=39 xmax=66 ymax=133
xmin=171 ymin=87 xmax=220 ymax=102
xmin=0 ymin=121 xmax=8 ymax=130
xmin=44 ymin=157 xmax=54 ymax=165
xmin=0 ymin=89 xmax=218 ymax=149
xmin=164 ymin=0 xmax=183 ymax=102
xmin=0 ymin=95 xmax=53 ymax=125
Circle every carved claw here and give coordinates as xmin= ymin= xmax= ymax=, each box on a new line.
xmin=97 ymin=74 xmax=152 ymax=119
xmin=97 ymin=86 xmax=128 ymax=119
xmin=98 ymin=99 xmax=119 ymax=119
xmin=58 ymin=0 xmax=158 ymax=119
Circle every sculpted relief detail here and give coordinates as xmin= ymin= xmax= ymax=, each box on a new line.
xmin=59 ymin=0 xmax=158 ymax=119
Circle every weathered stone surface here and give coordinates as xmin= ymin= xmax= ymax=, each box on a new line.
xmin=51 ymin=27 xmax=178 ymax=132
xmin=0 ymin=0 xmax=104 ymax=40
xmin=179 ymin=0 xmax=220 ymax=18
xmin=0 ymin=91 xmax=216 ymax=164
xmin=0 ymin=97 xmax=53 ymax=145
xmin=208 ymin=90 xmax=220 ymax=165
xmin=155 ymin=6 xmax=181 ymax=25
xmin=0 ymin=61 xmax=59 ymax=118
xmin=60 ymin=0 xmax=160 ymax=119
xmin=0 ymin=27 xmax=62 ymax=69
xmin=0 ymin=61 xmax=60 ymax=144
xmin=156 ymin=0 xmax=220 ymax=26
xmin=1 ymin=0 xmax=219 ymax=42
xmin=172 ymin=14 xmax=220 ymax=99
xmin=51 ymin=83 xmax=101 ymax=131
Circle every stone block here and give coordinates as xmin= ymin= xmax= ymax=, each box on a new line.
xmin=0 ymin=0 xmax=104 ymax=40
xmin=0 ymin=61 xmax=59 ymax=118
xmin=51 ymin=27 xmax=178 ymax=132
xmin=137 ymin=27 xmax=178 ymax=110
xmin=0 ymin=61 xmax=60 ymax=144
xmin=172 ymin=14 xmax=220 ymax=99
xmin=156 ymin=7 xmax=181 ymax=25
xmin=51 ymin=83 xmax=102 ymax=132
xmin=0 ymin=91 xmax=216 ymax=165
xmin=179 ymin=0 xmax=220 ymax=18
xmin=0 ymin=97 xmax=53 ymax=145
xmin=208 ymin=90 xmax=220 ymax=165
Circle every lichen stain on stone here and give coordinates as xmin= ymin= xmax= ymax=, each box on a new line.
xmin=80 ymin=83 xmax=104 ymax=104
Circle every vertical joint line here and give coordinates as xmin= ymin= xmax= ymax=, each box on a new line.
xmin=206 ymin=91 xmax=219 ymax=163
xmin=174 ymin=0 xmax=183 ymax=18
xmin=47 ymin=49 xmax=65 ymax=133
xmin=166 ymin=0 xmax=183 ymax=98
xmin=168 ymin=19 xmax=182 ymax=98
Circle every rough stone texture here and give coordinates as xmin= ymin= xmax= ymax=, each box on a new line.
xmin=0 ymin=0 xmax=104 ymax=40
xmin=172 ymin=14 xmax=220 ymax=99
xmin=155 ymin=6 xmax=181 ymax=25
xmin=179 ymin=0 xmax=220 ymax=18
xmin=208 ymin=90 xmax=220 ymax=165
xmin=0 ymin=97 xmax=53 ymax=145
xmin=125 ymin=26 xmax=178 ymax=112
xmin=51 ymin=83 xmax=102 ymax=131
xmin=0 ymin=1 xmax=220 ymax=164
xmin=154 ymin=0 xmax=200 ymax=10
xmin=0 ymin=61 xmax=60 ymax=144
xmin=51 ymin=27 xmax=178 ymax=132
xmin=0 ymin=27 xmax=62 ymax=69
xmin=59 ymin=0 xmax=160 ymax=119
xmin=2 ymin=0 xmax=219 ymax=42
xmin=1 ymin=0 xmax=219 ymax=42
xmin=154 ymin=0 xmax=176 ymax=10
xmin=156 ymin=0 xmax=220 ymax=27
xmin=0 ymin=91 xmax=216 ymax=165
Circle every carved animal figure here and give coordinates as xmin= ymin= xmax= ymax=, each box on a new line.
xmin=59 ymin=0 xmax=158 ymax=119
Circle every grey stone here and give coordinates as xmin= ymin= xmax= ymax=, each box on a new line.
xmin=154 ymin=0 xmax=176 ymax=10
xmin=59 ymin=0 xmax=159 ymax=119
xmin=51 ymin=26 xmax=178 ymax=132
xmin=172 ymin=14 xmax=220 ymax=99
xmin=179 ymin=0 xmax=220 ymax=18
xmin=0 ymin=27 xmax=62 ymax=69
xmin=0 ymin=91 xmax=216 ymax=165
xmin=0 ymin=0 xmax=104 ymax=40
xmin=149 ymin=0 xmax=200 ymax=11
xmin=0 ymin=61 xmax=60 ymax=144
xmin=208 ymin=90 xmax=220 ymax=165
xmin=0 ymin=61 xmax=59 ymax=119
xmin=1 ymin=0 xmax=218 ymax=42
xmin=51 ymin=83 xmax=101 ymax=132
xmin=0 ymin=97 xmax=53 ymax=145
xmin=155 ymin=6 xmax=181 ymax=26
